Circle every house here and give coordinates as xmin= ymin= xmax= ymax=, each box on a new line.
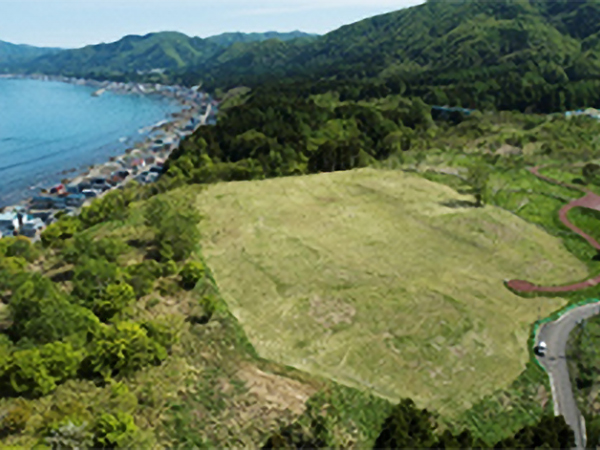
xmin=0 ymin=211 xmax=19 ymax=234
xmin=66 ymin=184 xmax=81 ymax=194
xmin=30 ymin=196 xmax=54 ymax=210
xmin=19 ymin=217 xmax=45 ymax=238
xmin=51 ymin=197 xmax=67 ymax=209
xmin=65 ymin=194 xmax=86 ymax=208
xmin=49 ymin=184 xmax=66 ymax=195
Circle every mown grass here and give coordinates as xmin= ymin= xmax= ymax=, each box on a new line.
xmin=194 ymin=167 xmax=583 ymax=418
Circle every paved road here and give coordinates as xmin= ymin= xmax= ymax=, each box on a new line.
xmin=536 ymin=302 xmax=600 ymax=449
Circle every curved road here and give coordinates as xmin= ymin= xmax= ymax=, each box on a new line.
xmin=507 ymin=166 xmax=600 ymax=292
xmin=536 ymin=302 xmax=600 ymax=449
xmin=503 ymin=165 xmax=600 ymax=448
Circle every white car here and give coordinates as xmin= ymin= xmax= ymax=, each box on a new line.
xmin=535 ymin=341 xmax=547 ymax=357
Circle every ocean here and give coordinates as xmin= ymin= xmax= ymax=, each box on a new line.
xmin=0 ymin=78 xmax=181 ymax=208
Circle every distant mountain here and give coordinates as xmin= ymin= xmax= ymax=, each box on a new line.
xmin=205 ymin=31 xmax=319 ymax=47
xmin=10 ymin=32 xmax=224 ymax=77
xmin=0 ymin=40 xmax=62 ymax=69
xmin=4 ymin=30 xmax=319 ymax=79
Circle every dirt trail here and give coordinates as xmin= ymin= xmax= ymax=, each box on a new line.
xmin=507 ymin=166 xmax=600 ymax=293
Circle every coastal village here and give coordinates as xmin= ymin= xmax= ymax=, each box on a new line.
xmin=0 ymin=75 xmax=218 ymax=241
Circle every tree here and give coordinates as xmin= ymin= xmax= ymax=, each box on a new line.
xmin=83 ymin=321 xmax=167 ymax=381
xmin=8 ymin=273 xmax=100 ymax=344
xmin=92 ymin=282 xmax=136 ymax=322
xmin=71 ymin=258 xmax=122 ymax=308
xmin=124 ymin=260 xmax=162 ymax=298
xmin=93 ymin=412 xmax=139 ymax=449
xmin=1 ymin=235 xmax=39 ymax=262
xmin=466 ymin=159 xmax=491 ymax=207
xmin=144 ymin=195 xmax=201 ymax=262
xmin=179 ymin=260 xmax=205 ymax=290
xmin=494 ymin=415 xmax=574 ymax=449
xmin=61 ymin=235 xmax=128 ymax=265
xmin=582 ymin=163 xmax=600 ymax=185
xmin=374 ymin=398 xmax=438 ymax=449
xmin=41 ymin=216 xmax=82 ymax=249
xmin=2 ymin=342 xmax=83 ymax=396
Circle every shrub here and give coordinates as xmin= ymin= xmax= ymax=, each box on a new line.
xmin=93 ymin=412 xmax=138 ymax=449
xmin=44 ymin=419 xmax=94 ymax=450
xmin=71 ymin=258 xmax=122 ymax=308
xmin=0 ymin=398 xmax=32 ymax=435
xmin=84 ymin=321 xmax=167 ymax=381
xmin=141 ymin=317 xmax=180 ymax=351
xmin=8 ymin=274 xmax=100 ymax=344
xmin=179 ymin=261 xmax=205 ymax=290
xmin=161 ymin=259 xmax=178 ymax=277
xmin=92 ymin=282 xmax=136 ymax=322
xmin=62 ymin=235 xmax=128 ymax=265
xmin=144 ymin=195 xmax=201 ymax=262
xmin=0 ymin=256 xmax=28 ymax=291
xmin=41 ymin=216 xmax=82 ymax=249
xmin=2 ymin=236 xmax=39 ymax=262
xmin=125 ymin=260 xmax=162 ymax=298
xmin=3 ymin=342 xmax=83 ymax=396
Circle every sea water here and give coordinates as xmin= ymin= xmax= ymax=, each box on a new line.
xmin=0 ymin=78 xmax=181 ymax=208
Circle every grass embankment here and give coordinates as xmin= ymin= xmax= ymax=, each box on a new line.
xmin=194 ymin=168 xmax=584 ymax=424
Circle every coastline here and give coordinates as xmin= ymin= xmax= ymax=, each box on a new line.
xmin=0 ymin=74 xmax=218 ymax=240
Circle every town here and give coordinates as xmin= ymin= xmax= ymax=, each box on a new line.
xmin=0 ymin=75 xmax=218 ymax=241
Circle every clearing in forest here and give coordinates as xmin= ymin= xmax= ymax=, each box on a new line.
xmin=195 ymin=168 xmax=587 ymax=416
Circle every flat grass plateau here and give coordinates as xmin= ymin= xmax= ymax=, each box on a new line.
xmin=196 ymin=167 xmax=588 ymax=417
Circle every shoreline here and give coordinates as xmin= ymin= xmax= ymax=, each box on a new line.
xmin=0 ymin=74 xmax=218 ymax=240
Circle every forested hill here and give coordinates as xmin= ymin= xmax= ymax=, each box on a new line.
xmin=8 ymin=0 xmax=600 ymax=112
xmin=1 ymin=31 xmax=318 ymax=79
xmin=0 ymin=40 xmax=62 ymax=69
xmin=176 ymin=0 xmax=600 ymax=113
xmin=204 ymin=31 xmax=318 ymax=47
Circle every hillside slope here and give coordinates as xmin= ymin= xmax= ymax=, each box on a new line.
xmin=0 ymin=40 xmax=62 ymax=71
xmin=6 ymin=31 xmax=318 ymax=79
xmin=195 ymin=167 xmax=584 ymax=414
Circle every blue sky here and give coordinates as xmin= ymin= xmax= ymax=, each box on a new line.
xmin=1 ymin=0 xmax=425 ymax=48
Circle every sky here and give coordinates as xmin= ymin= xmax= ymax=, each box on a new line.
xmin=0 ymin=0 xmax=425 ymax=49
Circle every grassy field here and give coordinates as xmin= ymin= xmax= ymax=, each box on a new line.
xmin=195 ymin=167 xmax=587 ymax=417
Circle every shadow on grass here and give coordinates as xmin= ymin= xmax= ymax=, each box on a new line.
xmin=440 ymin=199 xmax=479 ymax=209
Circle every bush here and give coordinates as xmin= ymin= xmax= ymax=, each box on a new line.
xmin=161 ymin=259 xmax=178 ymax=277
xmin=0 ymin=398 xmax=32 ymax=435
xmin=144 ymin=195 xmax=201 ymax=262
xmin=2 ymin=342 xmax=83 ymax=396
xmin=8 ymin=274 xmax=100 ymax=344
xmin=93 ymin=412 xmax=139 ymax=449
xmin=84 ymin=321 xmax=167 ymax=381
xmin=44 ymin=419 xmax=94 ymax=450
xmin=179 ymin=261 xmax=205 ymax=290
xmin=71 ymin=258 xmax=122 ymax=308
xmin=141 ymin=317 xmax=180 ymax=351
xmin=41 ymin=216 xmax=82 ymax=249
xmin=0 ymin=256 xmax=28 ymax=291
xmin=1 ymin=236 xmax=39 ymax=262
xmin=92 ymin=282 xmax=136 ymax=322
xmin=125 ymin=260 xmax=162 ymax=298
xmin=61 ymin=235 xmax=128 ymax=265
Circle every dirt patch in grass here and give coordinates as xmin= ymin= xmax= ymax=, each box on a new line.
xmin=309 ymin=295 xmax=356 ymax=330
xmin=236 ymin=364 xmax=317 ymax=416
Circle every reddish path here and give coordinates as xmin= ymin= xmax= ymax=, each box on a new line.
xmin=507 ymin=166 xmax=600 ymax=293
